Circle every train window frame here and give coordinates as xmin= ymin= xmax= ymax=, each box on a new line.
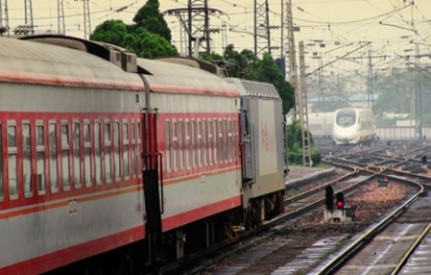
xmin=208 ymin=119 xmax=213 ymax=166
xmin=227 ymin=118 xmax=233 ymax=162
xmin=172 ymin=120 xmax=178 ymax=172
xmin=21 ymin=120 xmax=32 ymax=198
xmin=0 ymin=124 xmax=3 ymax=201
xmin=185 ymin=120 xmax=191 ymax=169
xmin=72 ymin=121 xmax=82 ymax=189
xmin=104 ymin=120 xmax=113 ymax=184
xmin=61 ymin=121 xmax=71 ymax=191
xmin=36 ymin=121 xmax=46 ymax=195
xmin=191 ymin=119 xmax=196 ymax=169
xmin=123 ymin=119 xmax=130 ymax=180
xmin=94 ymin=120 xmax=103 ymax=185
xmin=8 ymin=122 xmax=19 ymax=200
xmin=197 ymin=119 xmax=202 ymax=168
xmin=202 ymin=119 xmax=207 ymax=167
xmin=130 ymin=121 xmax=136 ymax=178
xmin=223 ymin=119 xmax=228 ymax=163
xmin=113 ymin=120 xmax=121 ymax=181
xmin=48 ymin=121 xmax=59 ymax=193
xmin=213 ymin=119 xmax=218 ymax=164
xmin=136 ymin=121 xmax=142 ymax=177
xmin=83 ymin=120 xmax=92 ymax=187
xmin=178 ymin=120 xmax=184 ymax=171
xmin=164 ymin=120 xmax=171 ymax=173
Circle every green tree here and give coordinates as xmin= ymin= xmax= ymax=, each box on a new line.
xmin=204 ymin=45 xmax=295 ymax=115
xmin=90 ymin=0 xmax=178 ymax=58
xmin=133 ymin=0 xmax=172 ymax=42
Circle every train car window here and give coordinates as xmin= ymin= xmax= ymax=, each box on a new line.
xmin=165 ymin=120 xmax=171 ymax=173
xmin=131 ymin=122 xmax=136 ymax=177
xmin=178 ymin=120 xmax=184 ymax=170
xmin=197 ymin=120 xmax=202 ymax=168
xmin=202 ymin=120 xmax=207 ymax=167
xmin=61 ymin=123 xmax=70 ymax=191
xmin=218 ymin=120 xmax=223 ymax=163
xmin=123 ymin=121 xmax=130 ymax=179
xmin=228 ymin=120 xmax=231 ymax=162
xmin=114 ymin=121 xmax=121 ymax=181
xmin=22 ymin=122 xmax=32 ymax=197
xmin=185 ymin=121 xmax=191 ymax=169
xmin=48 ymin=122 xmax=58 ymax=193
xmin=94 ymin=121 xmax=102 ymax=185
xmin=104 ymin=121 xmax=112 ymax=183
xmin=172 ymin=121 xmax=178 ymax=172
xmin=136 ymin=121 xmax=142 ymax=176
xmin=0 ymin=125 xmax=3 ymax=201
xmin=36 ymin=123 xmax=46 ymax=195
xmin=213 ymin=119 xmax=218 ymax=164
xmin=233 ymin=119 xmax=239 ymax=161
xmin=73 ymin=122 xmax=82 ymax=189
xmin=83 ymin=122 xmax=92 ymax=187
xmin=8 ymin=123 xmax=18 ymax=199
xmin=191 ymin=120 xmax=196 ymax=168
xmin=208 ymin=119 xmax=213 ymax=165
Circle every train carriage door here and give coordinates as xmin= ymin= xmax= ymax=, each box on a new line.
xmin=240 ymin=98 xmax=255 ymax=184
xmin=141 ymin=105 xmax=163 ymax=267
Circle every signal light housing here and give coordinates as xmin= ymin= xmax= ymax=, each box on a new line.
xmin=325 ymin=185 xmax=334 ymax=210
xmin=336 ymin=193 xmax=344 ymax=209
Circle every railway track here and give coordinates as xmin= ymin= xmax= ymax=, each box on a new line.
xmin=174 ymin=141 xmax=431 ymax=275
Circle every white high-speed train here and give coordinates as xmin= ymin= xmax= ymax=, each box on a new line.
xmin=332 ymin=108 xmax=377 ymax=145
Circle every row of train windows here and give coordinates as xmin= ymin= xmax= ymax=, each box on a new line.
xmin=0 ymin=119 xmax=142 ymax=201
xmin=164 ymin=118 xmax=239 ymax=173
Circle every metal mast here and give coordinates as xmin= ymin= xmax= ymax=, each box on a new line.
xmin=0 ymin=0 xmax=10 ymax=36
xmin=0 ymin=0 xmax=9 ymax=35
xmin=164 ymin=1 xmax=225 ymax=56
xmin=82 ymin=0 xmax=91 ymax=39
xmin=298 ymin=41 xmax=312 ymax=166
xmin=57 ymin=0 xmax=65 ymax=34
xmin=286 ymin=0 xmax=298 ymax=117
xmin=254 ymin=0 xmax=271 ymax=56
xmin=24 ymin=0 xmax=34 ymax=34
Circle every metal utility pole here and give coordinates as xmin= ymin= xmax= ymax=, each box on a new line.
xmin=254 ymin=0 xmax=271 ymax=56
xmin=367 ymin=46 xmax=373 ymax=108
xmin=415 ymin=42 xmax=422 ymax=139
xmin=0 ymin=0 xmax=10 ymax=36
xmin=298 ymin=41 xmax=312 ymax=166
xmin=82 ymin=0 xmax=91 ymax=39
xmin=57 ymin=0 xmax=65 ymax=34
xmin=286 ymin=0 xmax=298 ymax=118
xmin=164 ymin=0 xmax=225 ymax=56
xmin=24 ymin=0 xmax=34 ymax=34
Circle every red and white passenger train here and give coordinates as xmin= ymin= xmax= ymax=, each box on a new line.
xmin=0 ymin=35 xmax=286 ymax=274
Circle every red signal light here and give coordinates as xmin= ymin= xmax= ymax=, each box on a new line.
xmin=335 ymin=193 xmax=344 ymax=209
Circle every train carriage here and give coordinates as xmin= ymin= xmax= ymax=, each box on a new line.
xmin=0 ymin=35 xmax=286 ymax=274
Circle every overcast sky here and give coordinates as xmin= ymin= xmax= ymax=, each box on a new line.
xmin=2 ymin=0 xmax=430 ymax=74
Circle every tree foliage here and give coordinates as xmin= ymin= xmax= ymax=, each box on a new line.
xmin=133 ymin=0 xmax=172 ymax=42
xmin=90 ymin=0 xmax=177 ymax=58
xmin=201 ymin=44 xmax=295 ymax=115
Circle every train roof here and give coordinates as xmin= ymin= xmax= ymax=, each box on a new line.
xmin=224 ymin=78 xmax=281 ymax=99
xmin=138 ymin=58 xmax=240 ymax=97
xmin=0 ymin=36 xmax=143 ymax=90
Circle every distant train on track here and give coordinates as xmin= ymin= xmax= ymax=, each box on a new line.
xmin=332 ymin=107 xmax=377 ymax=145
xmin=0 ymin=35 xmax=286 ymax=274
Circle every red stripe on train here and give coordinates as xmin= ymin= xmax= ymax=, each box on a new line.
xmin=0 ymin=195 xmax=242 ymax=274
